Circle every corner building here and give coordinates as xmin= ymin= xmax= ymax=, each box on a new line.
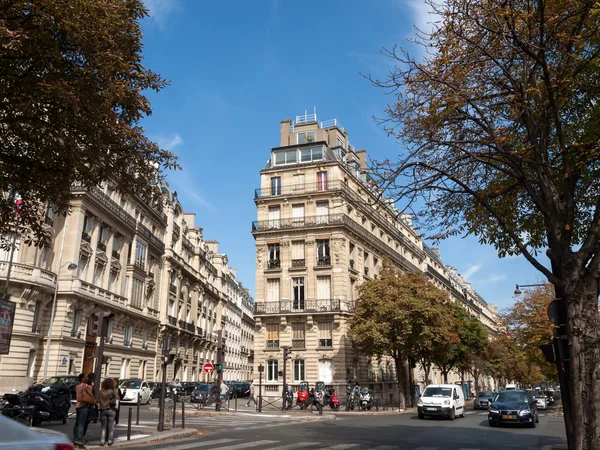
xmin=252 ymin=112 xmax=499 ymax=396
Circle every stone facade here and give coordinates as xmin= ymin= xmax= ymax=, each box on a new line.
xmin=0 ymin=182 xmax=254 ymax=393
xmin=252 ymin=113 xmax=499 ymax=397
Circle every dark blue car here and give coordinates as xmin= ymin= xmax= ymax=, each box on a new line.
xmin=488 ymin=390 xmax=539 ymax=428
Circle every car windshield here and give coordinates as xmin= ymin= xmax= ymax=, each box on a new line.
xmin=195 ymin=385 xmax=209 ymax=393
xmin=423 ymin=387 xmax=452 ymax=398
xmin=495 ymin=392 xmax=529 ymax=403
xmin=478 ymin=392 xmax=492 ymax=398
xmin=120 ymin=380 xmax=141 ymax=389
xmin=44 ymin=377 xmax=65 ymax=385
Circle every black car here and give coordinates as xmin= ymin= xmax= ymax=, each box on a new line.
xmin=190 ymin=384 xmax=215 ymax=404
xmin=40 ymin=376 xmax=79 ymax=400
xmin=148 ymin=382 xmax=161 ymax=399
xmin=180 ymin=382 xmax=198 ymax=396
xmin=488 ymin=390 xmax=539 ymax=428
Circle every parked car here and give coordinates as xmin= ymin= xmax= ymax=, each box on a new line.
xmin=543 ymin=391 xmax=555 ymax=406
xmin=0 ymin=413 xmax=73 ymax=449
xmin=531 ymin=392 xmax=547 ymax=410
xmin=180 ymin=382 xmax=198 ymax=396
xmin=40 ymin=376 xmax=79 ymax=401
xmin=417 ymin=384 xmax=466 ymax=420
xmin=119 ymin=379 xmax=152 ymax=404
xmin=474 ymin=391 xmax=495 ymax=410
xmin=488 ymin=390 xmax=539 ymax=428
xmin=190 ymin=384 xmax=215 ymax=404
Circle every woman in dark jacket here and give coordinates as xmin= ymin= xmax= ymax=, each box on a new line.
xmin=83 ymin=373 xmax=97 ymax=445
xmin=113 ymin=378 xmax=124 ymax=424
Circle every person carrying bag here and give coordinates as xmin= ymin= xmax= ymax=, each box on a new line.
xmin=99 ymin=378 xmax=119 ymax=447
xmin=73 ymin=374 xmax=95 ymax=449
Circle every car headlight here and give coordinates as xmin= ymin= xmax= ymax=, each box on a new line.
xmin=519 ymin=409 xmax=531 ymax=415
xmin=417 ymin=399 xmax=423 ymax=406
xmin=489 ymin=408 xmax=499 ymax=414
xmin=443 ymin=400 xmax=450 ymax=405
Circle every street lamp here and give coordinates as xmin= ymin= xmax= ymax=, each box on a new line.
xmin=514 ymin=283 xmax=546 ymax=295
xmin=42 ymin=261 xmax=77 ymax=381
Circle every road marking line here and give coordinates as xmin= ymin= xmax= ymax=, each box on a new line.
xmin=370 ymin=446 xmax=399 ymax=450
xmin=262 ymin=443 xmax=321 ymax=450
xmin=465 ymin=411 xmax=476 ymax=415
xmin=327 ymin=445 xmax=361 ymax=449
xmin=164 ymin=438 xmax=239 ymax=450
xmin=213 ymin=440 xmax=279 ymax=450
xmin=414 ymin=447 xmax=439 ymax=450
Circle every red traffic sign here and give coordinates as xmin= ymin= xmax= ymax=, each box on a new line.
xmin=203 ymin=363 xmax=214 ymax=374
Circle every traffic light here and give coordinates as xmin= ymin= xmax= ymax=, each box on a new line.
xmin=216 ymin=363 xmax=223 ymax=372
xmin=283 ymin=347 xmax=292 ymax=361
xmin=164 ymin=350 xmax=176 ymax=365
xmin=539 ymin=343 xmax=556 ymax=363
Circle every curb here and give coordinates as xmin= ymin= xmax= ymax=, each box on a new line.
xmin=85 ymin=428 xmax=198 ymax=448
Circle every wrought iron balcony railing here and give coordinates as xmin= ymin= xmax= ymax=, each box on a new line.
xmin=255 ymin=180 xmax=342 ymax=199
xmin=167 ymin=316 xmax=177 ymax=326
xmin=255 ymin=298 xmax=341 ymax=314
xmin=291 ymin=259 xmax=305 ymax=268
xmin=136 ymin=222 xmax=165 ymax=253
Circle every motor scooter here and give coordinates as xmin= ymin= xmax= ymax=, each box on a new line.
xmin=25 ymin=383 xmax=71 ymax=426
xmin=359 ymin=387 xmax=373 ymax=411
xmin=296 ymin=381 xmax=310 ymax=409
xmin=328 ymin=389 xmax=340 ymax=410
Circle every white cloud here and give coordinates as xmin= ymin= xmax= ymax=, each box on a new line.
xmin=476 ymin=273 xmax=508 ymax=284
xmin=462 ymin=263 xmax=482 ymax=280
xmin=144 ymin=0 xmax=180 ymax=29
xmin=403 ymin=0 xmax=437 ymax=35
xmin=154 ymin=133 xmax=183 ymax=152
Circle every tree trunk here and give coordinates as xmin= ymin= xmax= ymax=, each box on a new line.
xmin=473 ymin=369 xmax=480 ymax=395
xmin=394 ymin=356 xmax=407 ymax=410
xmin=561 ymin=275 xmax=600 ymax=450
xmin=423 ymin=362 xmax=431 ymax=386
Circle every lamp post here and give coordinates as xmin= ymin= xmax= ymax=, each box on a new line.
xmin=513 ymin=283 xmax=546 ymax=295
xmin=42 ymin=260 xmax=77 ymax=381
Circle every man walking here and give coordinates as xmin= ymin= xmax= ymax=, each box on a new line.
xmin=245 ymin=381 xmax=256 ymax=408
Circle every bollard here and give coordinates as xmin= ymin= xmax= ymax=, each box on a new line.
xmin=235 ymin=395 xmax=238 ymax=412
xmin=181 ymin=399 xmax=185 ymax=429
xmin=172 ymin=397 xmax=177 ymax=428
xmin=136 ymin=393 xmax=140 ymax=425
xmin=127 ymin=407 xmax=132 ymax=441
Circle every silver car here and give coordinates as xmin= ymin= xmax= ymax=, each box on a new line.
xmin=474 ymin=391 xmax=495 ymax=410
xmin=0 ymin=414 xmax=73 ymax=449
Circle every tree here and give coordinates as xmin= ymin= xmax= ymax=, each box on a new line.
xmin=350 ymin=260 xmax=458 ymax=409
xmin=502 ymin=284 xmax=558 ymax=382
xmin=369 ymin=0 xmax=600 ymax=447
xmin=0 ymin=0 xmax=178 ymax=244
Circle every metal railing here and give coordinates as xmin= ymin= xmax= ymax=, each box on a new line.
xmin=320 ymin=118 xmax=344 ymax=130
xmin=255 ymin=299 xmax=341 ymax=314
xmin=136 ymin=222 xmax=165 ymax=253
xmin=168 ymin=316 xmax=177 ymax=326
xmin=291 ymin=259 xmax=305 ymax=268
xmin=172 ymin=222 xmax=181 ymax=237
xmin=252 ymin=214 xmax=344 ymax=232
xmin=255 ymin=180 xmax=343 ymax=199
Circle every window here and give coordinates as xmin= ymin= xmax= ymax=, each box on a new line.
xmin=98 ymin=225 xmax=108 ymax=245
xmin=349 ymin=243 xmax=356 ymax=264
xmin=112 ymin=235 xmax=121 ymax=257
xmin=316 ymin=201 xmax=329 ymax=224
xmin=271 ymin=177 xmax=281 ymax=196
xmin=106 ymin=316 xmax=114 ymax=342
xmin=266 ymin=279 xmax=280 ymax=302
xmin=317 ymin=171 xmax=328 ymax=191
xmin=292 ymin=204 xmax=305 ymax=224
xmin=131 ymin=277 xmax=144 ymax=308
xmin=273 ymin=149 xmax=297 ymax=166
xmin=92 ymin=263 xmax=104 ymax=285
xmin=292 ymin=174 xmax=305 ymax=190
xmin=120 ymin=358 xmax=130 ymax=379
xmin=318 ymin=321 xmax=333 ymax=348
xmin=83 ymin=214 xmax=93 ymax=233
xmin=71 ymin=310 xmax=83 ymax=337
xmin=316 ymin=239 xmax=330 ymax=265
xmin=337 ymin=136 xmax=345 ymax=148
xmin=316 ymin=276 xmax=331 ymax=300
xmin=318 ymin=359 xmax=333 ymax=383
xmin=291 ymin=241 xmax=305 ymax=267
xmin=267 ymin=360 xmax=278 ymax=382
xmin=125 ymin=276 xmax=130 ymax=297
xmin=293 ymin=359 xmax=305 ymax=382
xmin=38 ymin=246 xmax=49 ymax=269
xmin=292 ymin=277 xmax=305 ymax=310
xmin=77 ymin=255 xmax=88 ymax=280
xmin=292 ymin=322 xmax=305 ymax=348
xmin=135 ymin=242 xmax=147 ymax=269
xmin=124 ymin=325 xmax=133 ymax=347
xmin=266 ymin=323 xmax=279 ymax=348
xmin=267 ymin=244 xmax=280 ymax=269
xmin=268 ymin=206 xmax=280 ymax=229
xmin=297 ymin=130 xmax=315 ymax=144
xmin=32 ymin=301 xmax=42 ymax=333
xmin=300 ymin=147 xmax=323 ymax=162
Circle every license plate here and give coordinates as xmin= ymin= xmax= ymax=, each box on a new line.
xmin=426 ymin=407 xmax=437 ymax=411
xmin=39 ymin=411 xmax=50 ymax=416
xmin=481 ymin=402 xmax=488 ymax=405
xmin=502 ymin=415 xmax=517 ymax=420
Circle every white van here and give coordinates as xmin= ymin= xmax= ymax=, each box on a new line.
xmin=417 ymin=384 xmax=465 ymax=420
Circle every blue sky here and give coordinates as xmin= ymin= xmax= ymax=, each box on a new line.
xmin=139 ymin=0 xmax=548 ymax=311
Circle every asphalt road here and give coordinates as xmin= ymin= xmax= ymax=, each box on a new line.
xmin=132 ymin=407 xmax=568 ymax=450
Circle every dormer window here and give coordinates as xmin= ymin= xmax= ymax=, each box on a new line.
xmin=298 ymin=131 xmax=316 ymax=144
xmin=273 ymin=149 xmax=297 ymax=166
xmin=300 ymin=147 xmax=322 ymax=162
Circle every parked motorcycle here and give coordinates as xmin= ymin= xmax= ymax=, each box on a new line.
xmin=285 ymin=386 xmax=294 ymax=410
xmin=359 ymin=387 xmax=373 ymax=411
xmin=25 ymin=383 xmax=71 ymax=426
xmin=296 ymin=381 xmax=310 ymax=410
xmin=327 ymin=389 xmax=340 ymax=410
xmin=1 ymin=391 xmax=33 ymax=425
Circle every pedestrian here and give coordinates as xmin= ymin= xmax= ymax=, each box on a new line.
xmin=73 ymin=373 xmax=95 ymax=449
xmin=245 ymin=381 xmax=256 ymax=407
xmin=99 ymin=378 xmax=119 ymax=447
xmin=83 ymin=372 xmax=98 ymax=446
xmin=220 ymin=380 xmax=228 ymax=406
xmin=113 ymin=378 xmax=124 ymax=425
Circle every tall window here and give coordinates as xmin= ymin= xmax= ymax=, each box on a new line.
xmin=316 ymin=276 xmax=331 ymax=300
xmin=317 ymin=171 xmax=328 ymax=191
xmin=71 ymin=310 xmax=83 ymax=337
xmin=267 ymin=244 xmax=280 ymax=269
xmin=267 ymin=360 xmax=278 ymax=382
xmin=98 ymin=225 xmax=108 ymax=245
xmin=291 ymin=241 xmax=305 ymax=267
xmin=292 ymin=322 xmax=305 ymax=348
xmin=318 ymin=321 xmax=333 ymax=348
xmin=293 ymin=359 xmax=305 ymax=382
xmin=32 ymin=301 xmax=42 ymax=333
xmin=292 ymin=277 xmax=305 ymax=310
xmin=132 ymin=277 xmax=144 ymax=308
xmin=92 ymin=263 xmax=104 ymax=286
xmin=124 ymin=325 xmax=133 ymax=347
xmin=112 ymin=235 xmax=121 ymax=257
xmin=135 ymin=242 xmax=147 ymax=270
xmin=266 ymin=323 xmax=279 ymax=348
xmin=292 ymin=204 xmax=305 ymax=224
xmin=266 ymin=279 xmax=280 ymax=303
xmin=316 ymin=239 xmax=330 ymax=265
xmin=268 ymin=206 xmax=280 ymax=229
xmin=316 ymin=201 xmax=329 ymax=224
xmin=364 ymin=251 xmax=370 ymax=276
xmin=270 ymin=177 xmax=281 ymax=196
xmin=38 ymin=246 xmax=49 ymax=269
xmin=169 ymin=300 xmax=175 ymax=317
xmin=292 ymin=173 xmax=305 ymax=191
xmin=297 ymin=130 xmax=315 ymax=144
xmin=83 ymin=214 xmax=93 ymax=233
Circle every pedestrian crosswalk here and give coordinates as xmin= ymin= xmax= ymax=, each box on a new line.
xmin=148 ymin=437 xmax=519 ymax=450
xmin=142 ymin=414 xmax=293 ymax=431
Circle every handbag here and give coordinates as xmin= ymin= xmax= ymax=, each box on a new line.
xmin=80 ymin=385 xmax=96 ymax=405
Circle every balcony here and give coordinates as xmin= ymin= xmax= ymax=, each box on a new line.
xmin=182 ymin=235 xmax=194 ymax=252
xmin=253 ymin=214 xmax=344 ymax=232
xmin=112 ymin=250 xmax=120 ymax=260
xmin=316 ymin=256 xmax=331 ymax=266
xmin=292 ymin=339 xmax=305 ymax=349
xmin=0 ymin=262 xmax=56 ymax=291
xmin=255 ymin=299 xmax=341 ymax=314
xmin=72 ymin=184 xmax=136 ymax=229
xmin=136 ymin=222 xmax=165 ymax=253
xmin=172 ymin=221 xmax=180 ymax=238
xmin=97 ymin=241 xmax=107 ymax=252
xmin=255 ymin=180 xmax=344 ymax=199
xmin=267 ymin=260 xmax=280 ymax=269
xmin=186 ymin=322 xmax=195 ymax=333
xmin=266 ymin=340 xmax=279 ymax=349
xmin=81 ymin=231 xmax=92 ymax=243
xmin=291 ymin=259 xmax=305 ymax=268
xmin=168 ymin=316 xmax=177 ymax=326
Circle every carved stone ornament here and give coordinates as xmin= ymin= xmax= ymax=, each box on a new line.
xmin=256 ymin=247 xmax=264 ymax=270
xmin=95 ymin=250 xmax=108 ymax=266
xmin=110 ymin=259 xmax=121 ymax=273
xmin=280 ymin=317 xmax=287 ymax=329
xmin=305 ymin=239 xmax=315 ymax=246
xmin=280 ymin=240 xmax=290 ymax=248
xmin=19 ymin=287 xmax=41 ymax=310
xmin=146 ymin=278 xmax=155 ymax=295
xmin=80 ymin=242 xmax=93 ymax=258
xmin=306 ymin=315 xmax=314 ymax=330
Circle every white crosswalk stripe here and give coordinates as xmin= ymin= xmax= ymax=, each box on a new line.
xmin=166 ymin=439 xmax=239 ymax=450
xmin=212 ymin=441 xmax=279 ymax=450
xmin=327 ymin=445 xmax=361 ymax=450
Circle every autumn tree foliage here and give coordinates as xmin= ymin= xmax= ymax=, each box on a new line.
xmin=369 ymin=0 xmax=600 ymax=447
xmin=350 ymin=261 xmax=458 ymax=409
xmin=502 ymin=284 xmax=558 ymax=381
xmin=0 ymin=0 xmax=178 ymax=243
